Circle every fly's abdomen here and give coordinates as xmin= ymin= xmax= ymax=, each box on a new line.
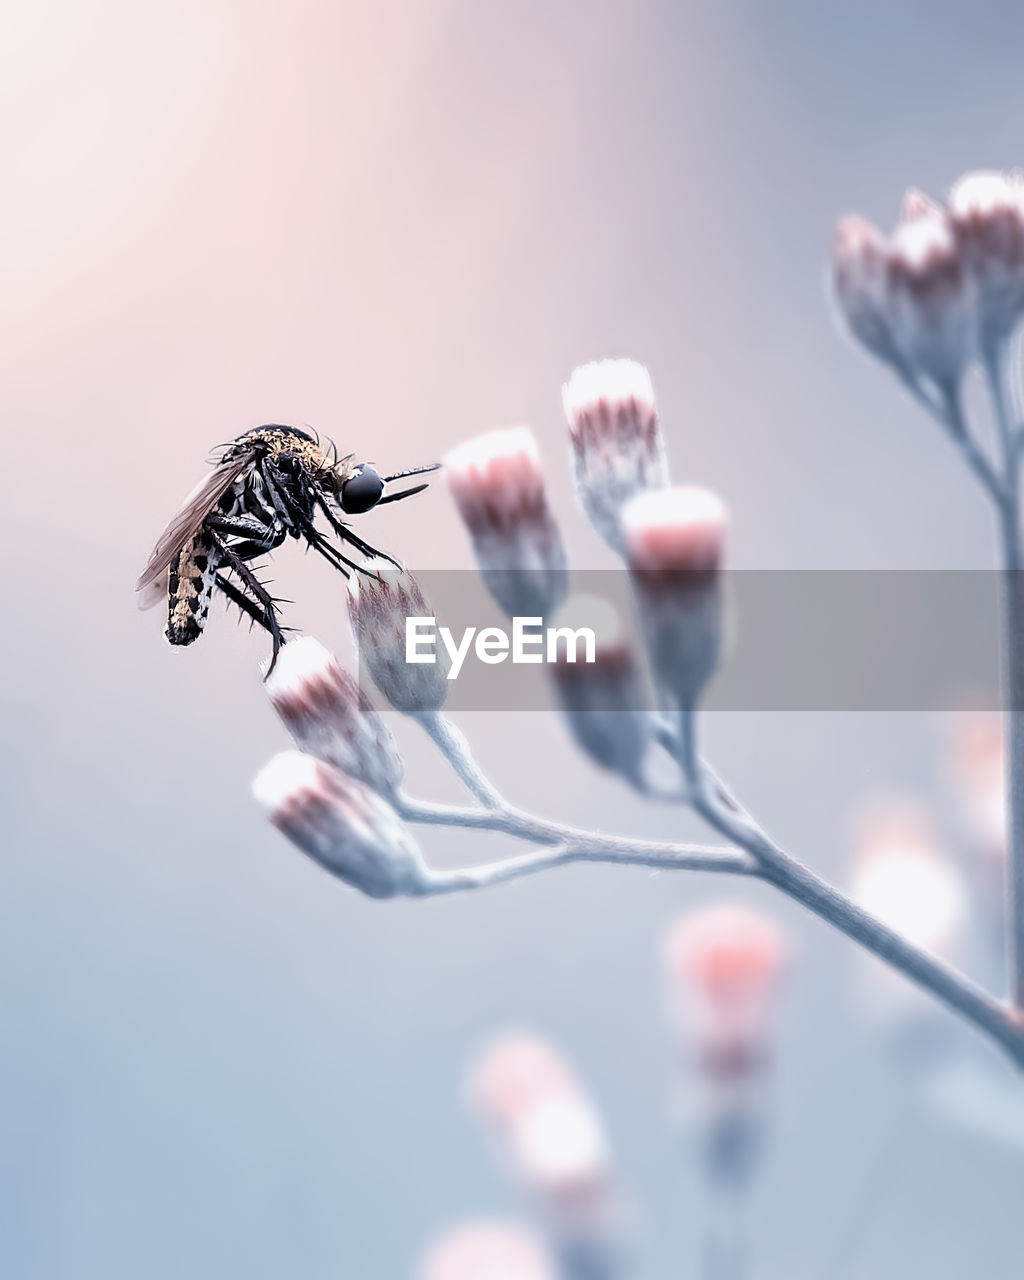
xmin=166 ymin=535 xmax=216 ymax=646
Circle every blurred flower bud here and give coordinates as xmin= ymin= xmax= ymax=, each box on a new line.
xmin=622 ymin=486 xmax=727 ymax=708
xmin=831 ymin=215 xmax=904 ymax=367
xmin=949 ymin=713 xmax=1006 ymax=861
xmin=888 ymin=195 xmax=971 ymax=387
xmin=263 ymin=635 xmax=404 ymax=796
xmin=252 ymin=751 xmax=426 ymax=898
xmin=851 ymin=803 xmax=964 ymax=953
xmin=445 ymin=427 xmax=568 ymax=619
xmin=466 ymin=1033 xmax=622 ymax=1273
xmin=664 ymin=904 xmax=786 ymax=1076
xmin=551 ymin=631 xmax=650 ymax=787
xmin=949 ymin=169 xmax=1024 ymax=349
xmin=348 ymin=564 xmax=450 ymax=714
xmin=849 ymin=802 xmax=967 ymax=1063
xmin=563 ymin=358 xmax=669 ymax=554
xmin=664 ymin=904 xmax=785 ymax=1198
xmin=419 ymin=1223 xmax=556 ymax=1280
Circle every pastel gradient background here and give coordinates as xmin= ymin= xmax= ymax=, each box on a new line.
xmin=3 ymin=1 xmax=1024 ymax=1276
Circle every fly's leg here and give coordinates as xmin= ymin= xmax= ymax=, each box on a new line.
xmin=215 ymin=573 xmax=277 ymax=633
xmin=261 ymin=470 xmax=365 ymax=576
xmin=314 ymin=494 xmax=401 ymax=567
xmin=207 ymin=513 xmax=282 ymax=558
xmin=207 ymin=531 xmax=286 ymax=675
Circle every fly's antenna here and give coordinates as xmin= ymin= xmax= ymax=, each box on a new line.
xmin=377 ymin=482 xmax=430 ymax=505
xmin=381 ymin=462 xmax=441 ymax=483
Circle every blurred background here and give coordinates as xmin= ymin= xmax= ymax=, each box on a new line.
xmin=3 ymin=0 xmax=1024 ymax=1275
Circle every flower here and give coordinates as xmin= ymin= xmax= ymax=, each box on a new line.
xmin=563 ymin=359 xmax=669 ymax=554
xmin=263 ymin=635 xmax=403 ymax=796
xmin=664 ymin=903 xmax=786 ymax=1074
xmin=466 ymin=1033 xmax=623 ymax=1274
xmin=831 ymin=215 xmax=904 ymax=368
xmin=445 ymin=427 xmax=568 ymax=619
xmin=949 ymin=713 xmax=1006 ymax=859
xmin=466 ymin=1033 xmax=611 ymax=1200
xmin=551 ymin=637 xmax=651 ymax=787
xmin=887 ymin=193 xmax=971 ymax=387
xmin=419 ymin=1223 xmax=556 ymax=1280
xmin=252 ymin=750 xmax=426 ymax=898
xmin=347 ymin=564 xmax=450 ymax=714
xmin=948 ymin=169 xmax=1024 ymax=350
xmin=850 ymin=803 xmax=963 ymax=952
xmin=622 ymin=486 xmax=728 ymax=707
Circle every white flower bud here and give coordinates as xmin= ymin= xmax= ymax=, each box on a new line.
xmin=831 ymin=215 xmax=903 ymax=367
xmin=466 ymin=1033 xmax=624 ymax=1275
xmin=949 ymin=713 xmax=1006 ymax=860
xmin=622 ymin=486 xmax=727 ymax=707
xmin=888 ymin=195 xmax=971 ymax=386
xmin=551 ymin=639 xmax=650 ymax=786
xmin=949 ymin=169 xmax=1024 ymax=349
xmin=851 ymin=805 xmax=963 ymax=953
xmin=445 ymin=427 xmax=568 ymax=619
xmin=252 ymin=751 xmax=426 ymax=898
xmin=347 ymin=565 xmax=450 ymax=714
xmin=263 ymin=635 xmax=403 ymax=796
xmin=562 ymin=359 xmax=669 ymax=554
xmin=419 ymin=1224 xmax=557 ymax=1280
xmin=466 ymin=1033 xmax=611 ymax=1197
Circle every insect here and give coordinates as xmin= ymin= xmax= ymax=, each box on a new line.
xmin=136 ymin=425 xmax=438 ymax=673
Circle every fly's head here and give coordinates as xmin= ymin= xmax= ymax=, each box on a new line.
xmin=335 ymin=462 xmax=385 ymax=515
xmin=330 ymin=459 xmax=441 ymax=516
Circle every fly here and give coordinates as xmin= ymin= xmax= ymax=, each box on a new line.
xmin=136 ymin=425 xmax=438 ymax=673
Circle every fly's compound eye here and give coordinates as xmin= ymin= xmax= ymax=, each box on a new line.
xmin=340 ymin=465 xmax=385 ymax=514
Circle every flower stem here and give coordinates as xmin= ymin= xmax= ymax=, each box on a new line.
xmin=986 ymin=348 xmax=1024 ymax=1009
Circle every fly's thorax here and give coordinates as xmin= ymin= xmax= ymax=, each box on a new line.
xmin=230 ymin=426 xmax=336 ymax=474
xmin=166 ymin=534 xmax=216 ymax=646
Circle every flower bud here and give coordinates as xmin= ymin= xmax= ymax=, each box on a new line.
xmin=948 ymin=169 xmax=1024 ymax=349
xmin=252 ymin=751 xmax=426 ymax=898
xmin=445 ymin=427 xmax=568 ymax=619
xmin=949 ymin=713 xmax=1006 ymax=860
xmin=888 ymin=195 xmax=971 ymax=386
xmin=664 ymin=905 xmax=785 ymax=1193
xmin=466 ymin=1033 xmax=611 ymax=1203
xmin=563 ymin=359 xmax=669 ymax=554
xmin=664 ymin=904 xmax=786 ymax=1076
xmin=419 ymin=1223 xmax=556 ymax=1280
xmin=347 ymin=565 xmax=449 ymax=714
xmin=263 ymin=635 xmax=404 ymax=796
xmin=831 ymin=215 xmax=903 ymax=367
xmin=622 ymin=486 xmax=727 ymax=707
xmin=551 ymin=636 xmax=650 ymax=786
xmin=850 ymin=804 xmax=963 ymax=952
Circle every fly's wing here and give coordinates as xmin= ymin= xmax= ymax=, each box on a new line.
xmin=135 ymin=450 xmax=254 ymax=608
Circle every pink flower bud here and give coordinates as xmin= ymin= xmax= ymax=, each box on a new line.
xmin=347 ymin=565 xmax=450 ymax=714
xmin=562 ymin=359 xmax=669 ymax=553
xmin=252 ymin=751 xmax=426 ymax=898
xmin=466 ymin=1034 xmax=611 ymax=1200
xmin=419 ymin=1223 xmax=556 ymax=1280
xmin=664 ymin=905 xmax=786 ymax=1073
xmin=850 ymin=804 xmax=963 ymax=952
xmin=888 ymin=195 xmax=971 ymax=386
xmin=622 ymin=486 xmax=727 ymax=706
xmin=948 ymin=169 xmax=1024 ymax=348
xmin=551 ymin=638 xmax=650 ymax=786
xmin=445 ymin=428 xmax=568 ymax=619
xmin=263 ymin=635 xmax=403 ymax=796
xmin=831 ymin=215 xmax=903 ymax=366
